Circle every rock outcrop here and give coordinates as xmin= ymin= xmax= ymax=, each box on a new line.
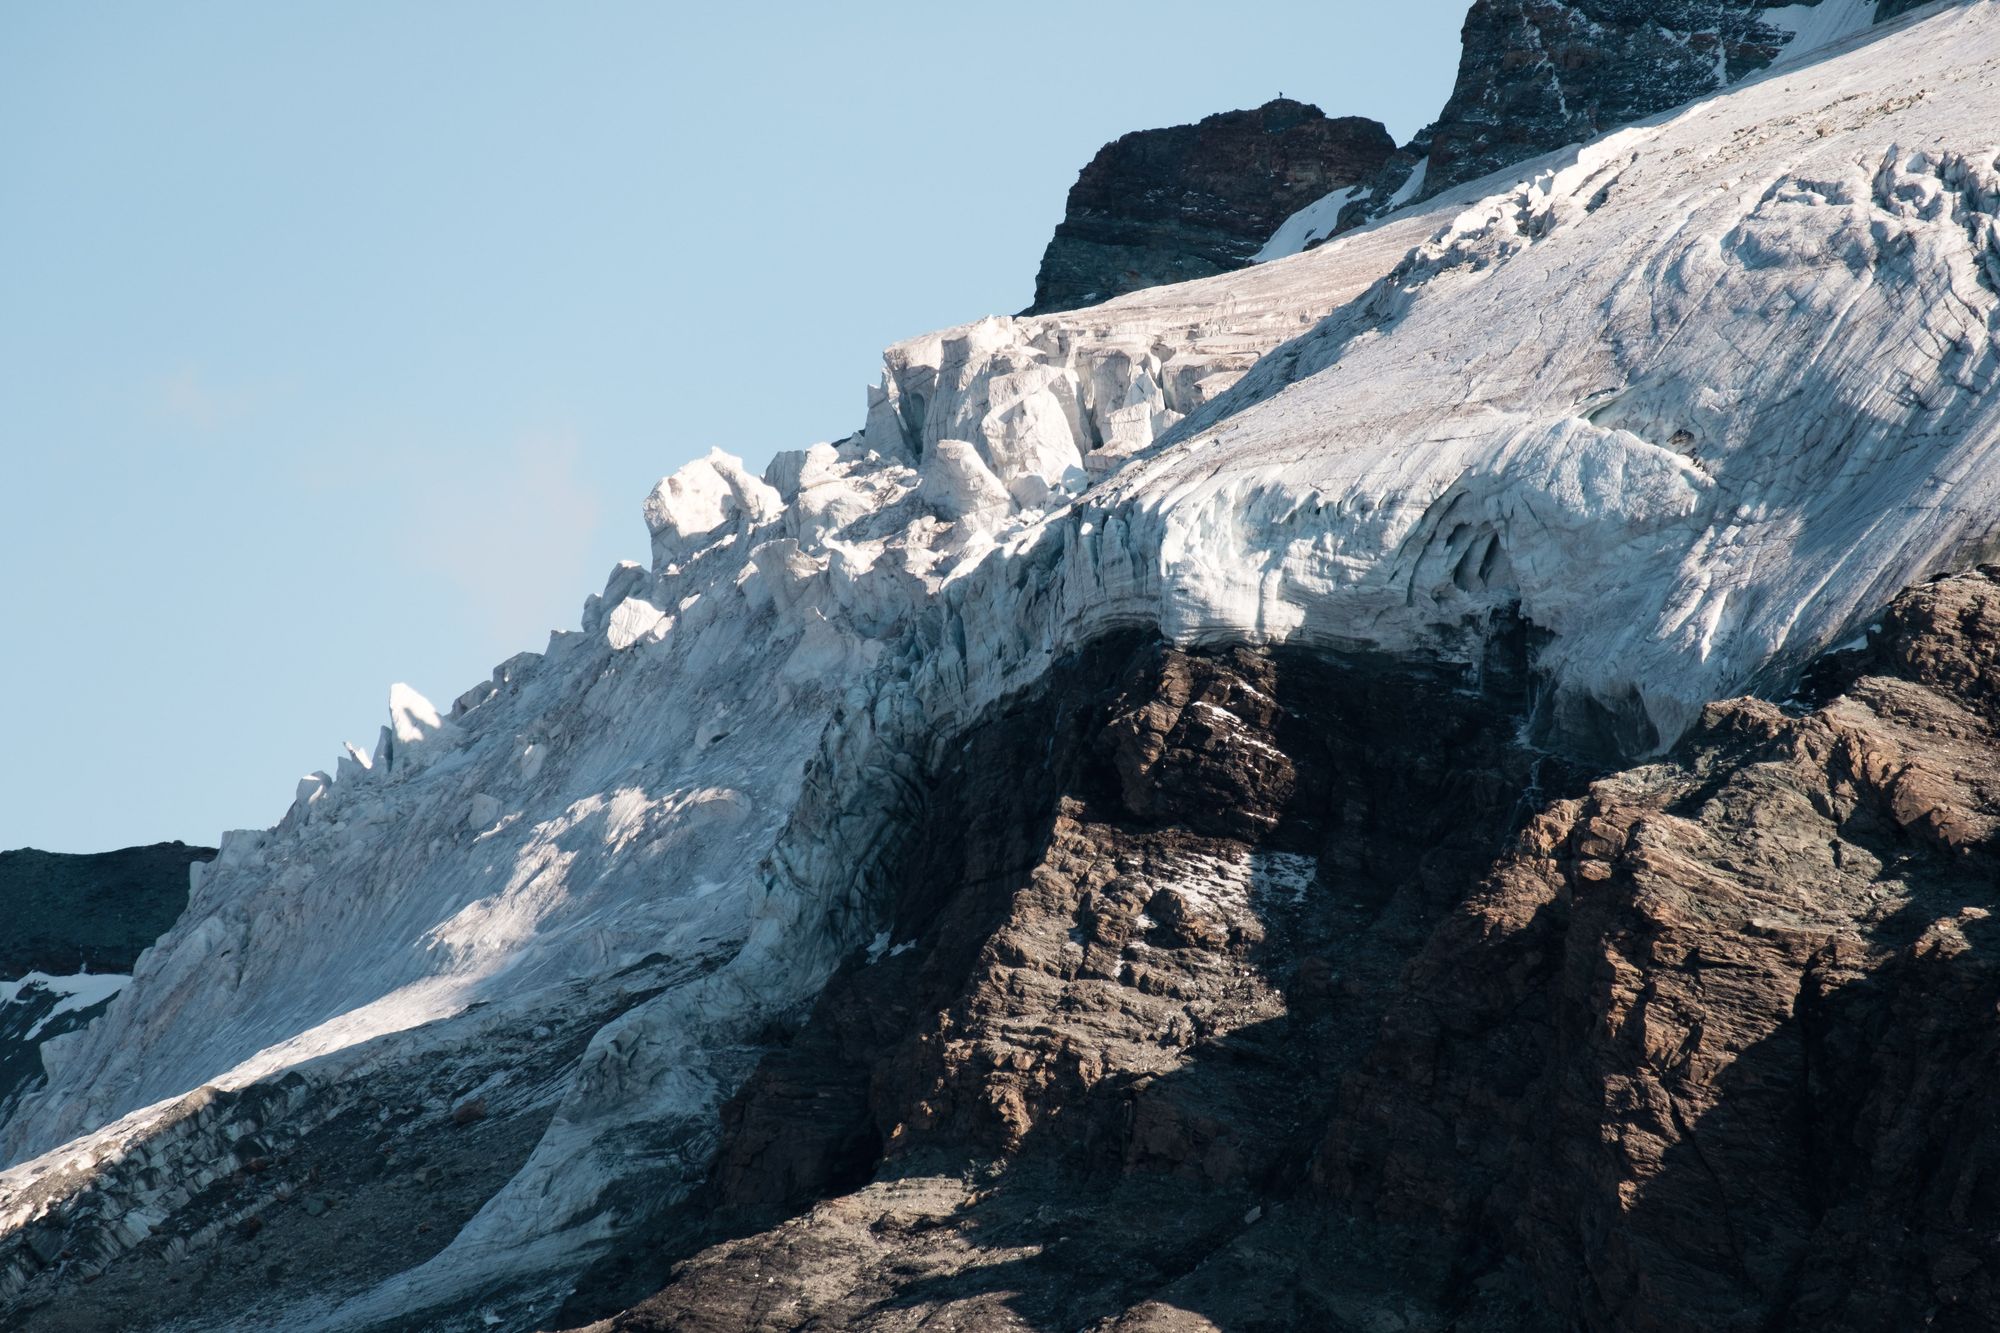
xmin=1026 ymin=3 xmax=1905 ymax=301
xmin=1024 ymin=100 xmax=1393 ymax=314
xmin=0 ymin=843 xmax=212 ymax=979
xmin=0 ymin=843 xmax=213 ymax=1122
xmin=578 ymin=625 xmax=1564 ymax=1330
xmin=583 ymin=570 xmax=2000 ymax=1332
xmin=1325 ymin=566 xmax=2000 ymax=1331
xmin=1416 ymin=0 xmax=1887 ymax=199
xmin=6 ymin=6 xmax=2000 ymax=1329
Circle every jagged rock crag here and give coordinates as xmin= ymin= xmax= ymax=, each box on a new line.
xmin=1028 ymin=3 xmax=1904 ymax=300
xmin=1327 ymin=568 xmax=2000 ymax=1331
xmin=1422 ymin=0 xmax=1827 ymax=196
xmin=1024 ymin=100 xmax=1393 ymax=314
xmin=586 ymin=572 xmax=2000 ymax=1330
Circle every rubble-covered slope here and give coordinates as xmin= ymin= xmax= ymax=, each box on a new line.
xmin=2 ymin=2 xmax=1998 ymax=1330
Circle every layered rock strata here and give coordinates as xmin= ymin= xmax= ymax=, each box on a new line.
xmin=586 ymin=571 xmax=2000 ymax=1332
xmin=1025 ymin=100 xmax=1394 ymax=314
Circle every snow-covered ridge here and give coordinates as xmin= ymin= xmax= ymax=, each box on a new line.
xmin=4 ymin=2 xmax=1999 ymax=1325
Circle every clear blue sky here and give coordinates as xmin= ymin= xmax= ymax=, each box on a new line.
xmin=0 ymin=2 xmax=1468 ymax=852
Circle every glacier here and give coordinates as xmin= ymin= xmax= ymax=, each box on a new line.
xmin=3 ymin=0 xmax=1999 ymax=1327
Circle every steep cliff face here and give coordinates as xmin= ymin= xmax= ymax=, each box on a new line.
xmin=1024 ymin=100 xmax=1394 ymax=315
xmin=1319 ymin=565 xmax=2000 ymax=1332
xmin=579 ymin=630 xmax=1568 ymax=1331
xmin=1415 ymin=0 xmax=1890 ymax=199
xmin=584 ymin=575 xmax=2000 ymax=1333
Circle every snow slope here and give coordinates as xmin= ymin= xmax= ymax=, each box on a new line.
xmin=1767 ymin=0 xmax=1886 ymax=65
xmin=1254 ymin=185 xmax=1361 ymax=261
xmin=3 ymin=0 xmax=1997 ymax=1326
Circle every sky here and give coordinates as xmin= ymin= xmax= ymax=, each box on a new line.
xmin=0 ymin=2 xmax=1469 ymax=853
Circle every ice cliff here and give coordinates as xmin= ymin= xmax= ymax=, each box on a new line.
xmin=3 ymin=1 xmax=1998 ymax=1328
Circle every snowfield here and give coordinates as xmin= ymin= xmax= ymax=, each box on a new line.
xmin=3 ymin=1 xmax=1997 ymax=1327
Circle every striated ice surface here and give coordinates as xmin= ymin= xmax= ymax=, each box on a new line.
xmin=4 ymin=2 xmax=1999 ymax=1324
xmin=1766 ymin=0 xmax=1887 ymax=65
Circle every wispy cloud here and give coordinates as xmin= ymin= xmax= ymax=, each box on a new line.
xmin=154 ymin=369 xmax=256 ymax=430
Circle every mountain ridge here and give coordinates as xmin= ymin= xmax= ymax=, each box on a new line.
xmin=3 ymin=3 xmax=1999 ymax=1329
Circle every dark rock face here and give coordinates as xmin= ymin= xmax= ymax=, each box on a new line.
xmin=583 ymin=569 xmax=2000 ymax=1331
xmin=576 ymin=629 xmax=1569 ymax=1329
xmin=1419 ymin=0 xmax=1878 ymax=199
xmin=0 ymin=842 xmax=213 ymax=1119
xmin=1019 ymin=3 xmax=1915 ymax=306
xmin=1024 ymin=101 xmax=1394 ymax=315
xmin=1017 ymin=4 xmax=1901 ymax=304
xmin=1328 ymin=569 xmax=2000 ymax=1331
xmin=0 ymin=842 xmax=212 ymax=977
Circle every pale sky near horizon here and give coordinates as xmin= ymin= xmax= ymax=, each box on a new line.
xmin=0 ymin=2 xmax=1469 ymax=853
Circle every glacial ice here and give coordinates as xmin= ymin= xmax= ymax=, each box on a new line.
xmin=1766 ymin=0 xmax=1886 ymax=65
xmin=4 ymin=1 xmax=1999 ymax=1325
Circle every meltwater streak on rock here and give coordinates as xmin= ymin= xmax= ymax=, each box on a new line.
xmin=3 ymin=3 xmax=2000 ymax=1328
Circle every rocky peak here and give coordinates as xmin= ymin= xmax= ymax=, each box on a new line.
xmin=1023 ymin=99 xmax=1394 ymax=315
xmin=1415 ymin=0 xmax=1885 ymax=198
xmin=1024 ymin=2 xmax=1908 ymax=290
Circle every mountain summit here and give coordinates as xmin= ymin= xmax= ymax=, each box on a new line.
xmin=1024 ymin=99 xmax=1394 ymax=314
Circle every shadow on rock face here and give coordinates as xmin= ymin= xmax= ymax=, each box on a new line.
xmin=577 ymin=628 xmax=1572 ymax=1332
xmin=1323 ymin=571 xmax=2000 ymax=1333
xmin=579 ymin=573 xmax=2000 ymax=1333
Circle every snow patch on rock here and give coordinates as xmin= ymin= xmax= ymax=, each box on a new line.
xmin=1255 ymin=185 xmax=1361 ymax=261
